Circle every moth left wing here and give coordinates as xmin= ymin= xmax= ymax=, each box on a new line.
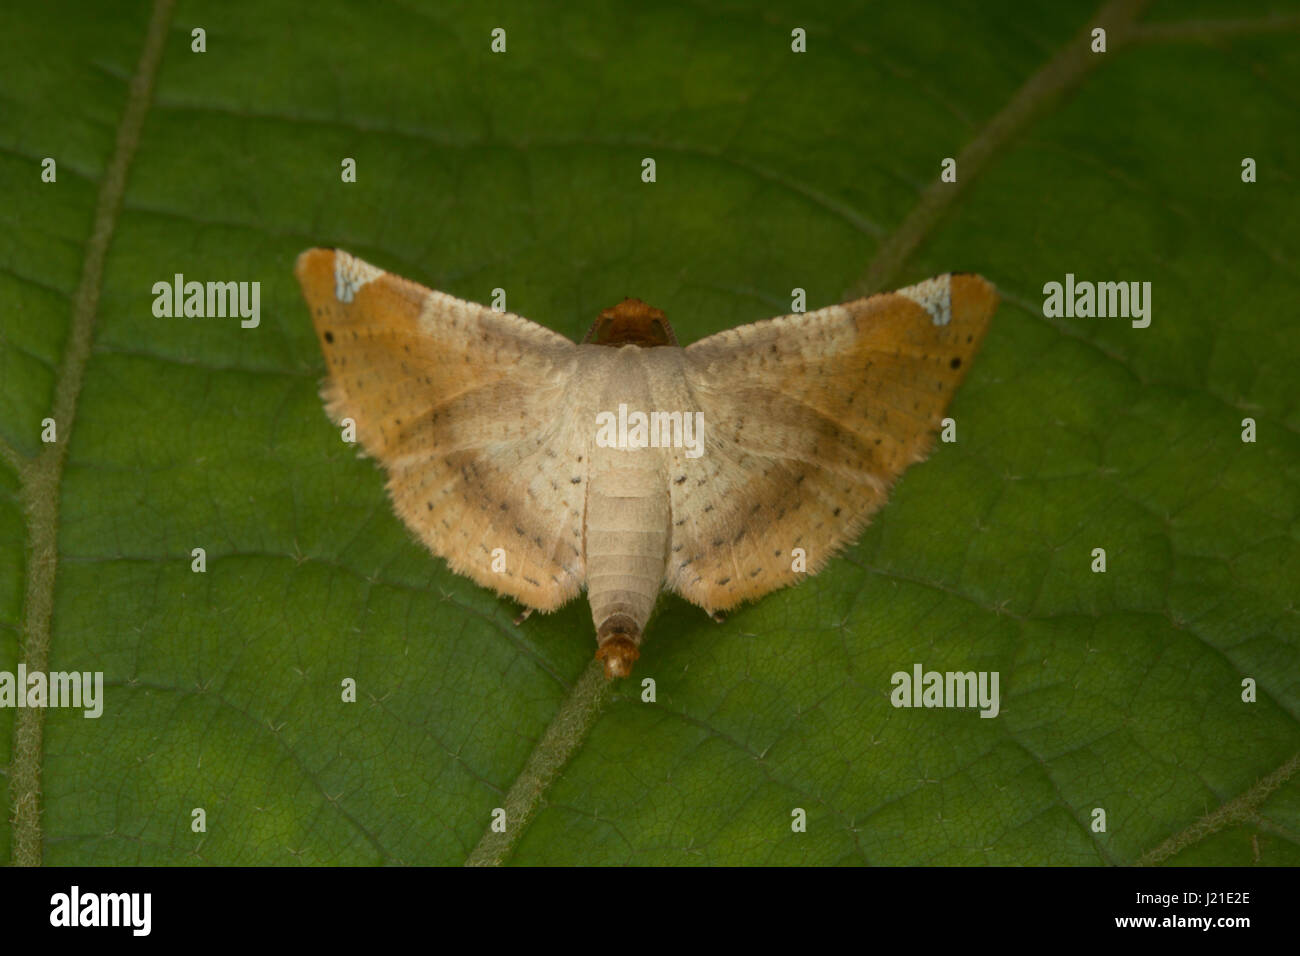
xmin=665 ymin=274 xmax=997 ymax=613
xmin=295 ymin=248 xmax=588 ymax=611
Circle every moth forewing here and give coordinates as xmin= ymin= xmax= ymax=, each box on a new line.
xmin=295 ymin=248 xmax=587 ymax=612
xmin=668 ymin=273 xmax=997 ymax=613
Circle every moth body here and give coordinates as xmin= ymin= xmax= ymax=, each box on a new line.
xmin=584 ymin=346 xmax=671 ymax=676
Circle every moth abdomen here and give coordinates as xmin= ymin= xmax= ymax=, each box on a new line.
xmin=595 ymin=614 xmax=641 ymax=679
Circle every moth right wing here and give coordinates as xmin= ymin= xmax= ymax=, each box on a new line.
xmin=665 ymin=274 xmax=998 ymax=613
xmin=295 ymin=248 xmax=589 ymax=611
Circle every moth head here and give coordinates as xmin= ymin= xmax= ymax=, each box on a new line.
xmin=582 ymin=298 xmax=678 ymax=347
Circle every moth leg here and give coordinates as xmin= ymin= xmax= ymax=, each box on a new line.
xmin=710 ymin=611 xmax=727 ymax=624
xmin=513 ymin=607 xmax=534 ymax=627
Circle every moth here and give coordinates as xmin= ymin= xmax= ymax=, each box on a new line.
xmin=296 ymin=249 xmax=997 ymax=679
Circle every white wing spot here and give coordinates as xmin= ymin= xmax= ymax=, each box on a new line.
xmin=896 ymin=274 xmax=952 ymax=326
xmin=334 ymin=251 xmax=384 ymax=303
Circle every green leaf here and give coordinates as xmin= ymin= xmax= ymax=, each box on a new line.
xmin=2 ymin=0 xmax=1298 ymax=865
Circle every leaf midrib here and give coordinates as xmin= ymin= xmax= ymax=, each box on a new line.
xmin=6 ymin=0 xmax=175 ymax=867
